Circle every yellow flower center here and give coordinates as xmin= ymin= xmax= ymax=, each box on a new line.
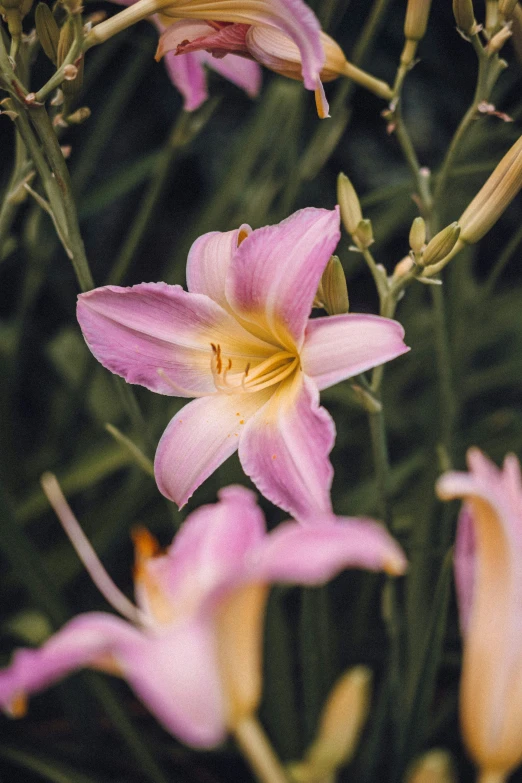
xmin=210 ymin=343 xmax=299 ymax=394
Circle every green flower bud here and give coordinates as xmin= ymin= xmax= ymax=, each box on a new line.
xmin=354 ymin=219 xmax=374 ymax=249
xmin=420 ymin=223 xmax=461 ymax=267
xmin=452 ymin=0 xmax=476 ymax=34
xmin=406 ymin=750 xmax=457 ymax=783
xmin=35 ymin=3 xmax=60 ymax=65
xmin=337 ymin=172 xmax=362 ymax=235
xmin=320 ymin=255 xmax=349 ymax=315
xmin=409 ymin=216 xmax=426 ymax=254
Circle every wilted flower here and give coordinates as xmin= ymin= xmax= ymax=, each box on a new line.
xmin=77 ymin=207 xmax=409 ymax=521
xmin=437 ymin=449 xmax=522 ymax=782
xmin=0 ymin=480 xmax=406 ymax=748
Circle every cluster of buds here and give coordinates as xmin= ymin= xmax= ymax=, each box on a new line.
xmin=453 ymin=0 xmax=517 ymax=49
xmin=408 ymin=217 xmax=461 ymax=269
xmin=35 ymin=2 xmax=89 ymax=124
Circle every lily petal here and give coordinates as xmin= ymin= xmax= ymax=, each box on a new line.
xmin=454 ymin=505 xmax=476 ymax=635
xmin=301 ymin=313 xmax=409 ymax=391
xmin=164 ymin=0 xmax=325 ymax=90
xmin=163 ymin=50 xmax=210 ymax=111
xmin=239 ymin=373 xmax=335 ymax=522
xmin=250 ymin=517 xmax=407 ymax=581
xmin=186 ymin=225 xmax=251 ymax=312
xmin=226 ymin=207 xmax=341 ymax=349
xmin=77 ymin=283 xmax=272 ymax=397
xmin=154 ymin=389 xmax=272 ymax=507
xmin=146 ymin=486 xmax=266 ymax=611
xmin=0 ymin=613 xmax=139 ymax=714
xmin=159 ymin=21 xmax=251 ymax=57
xmin=200 ymin=51 xmax=262 ymax=98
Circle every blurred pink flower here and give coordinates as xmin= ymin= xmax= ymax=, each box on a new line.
xmin=437 ymin=449 xmax=522 ymax=781
xmin=111 ymin=0 xmax=262 ymax=111
xmin=77 ymin=207 xmax=409 ymax=521
xmin=0 ymin=484 xmax=406 ymax=747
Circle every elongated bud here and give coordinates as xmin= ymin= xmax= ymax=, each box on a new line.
xmin=499 ymin=0 xmax=518 ymax=18
xmin=512 ymin=4 xmax=522 ymax=64
xmin=354 ymin=219 xmax=374 ymax=249
xmin=337 ymin=173 xmax=363 ymax=235
xmin=459 ymin=135 xmax=522 ymax=244
xmin=420 ymin=223 xmax=461 ymax=267
xmin=65 ymin=106 xmax=91 ymax=124
xmin=486 ymin=24 xmax=512 ymax=52
xmin=406 ymin=749 xmax=457 ymax=783
xmin=35 ymin=3 xmax=59 ymax=64
xmin=404 ymin=0 xmax=432 ymax=41
xmin=288 ymin=668 xmax=372 ymax=782
xmin=320 ymin=256 xmax=349 ymax=315
xmin=409 ymin=216 xmax=426 ymax=254
xmin=453 ymin=0 xmax=477 ymax=35
xmin=486 ymin=0 xmax=500 ymax=31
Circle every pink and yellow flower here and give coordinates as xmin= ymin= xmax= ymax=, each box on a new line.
xmin=0 ymin=483 xmax=407 ymax=748
xmin=77 ymin=207 xmax=409 ymax=521
xmin=437 ymin=449 xmax=522 ymax=782
xmin=87 ymin=0 xmax=329 ymax=114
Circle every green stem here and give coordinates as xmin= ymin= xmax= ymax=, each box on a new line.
xmin=393 ymin=108 xmax=432 ymax=216
xmin=430 ymin=285 xmax=456 ymax=469
xmin=27 ymin=104 xmax=93 ymax=291
xmin=0 ymin=129 xmax=29 ymax=258
xmin=368 ymin=409 xmax=393 ymax=530
xmin=234 ymin=717 xmax=289 ymax=783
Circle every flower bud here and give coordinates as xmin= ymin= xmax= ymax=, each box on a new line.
xmin=0 ymin=0 xmax=32 ymax=38
xmin=35 ymin=2 xmax=59 ymax=65
xmin=420 ymin=223 xmax=461 ymax=267
xmin=64 ymin=106 xmax=91 ymax=124
xmin=499 ymin=0 xmax=518 ymax=18
xmin=486 ymin=24 xmax=512 ymax=52
xmin=409 ymin=216 xmax=426 ymax=254
xmin=354 ymin=219 xmax=374 ymax=249
xmin=288 ymin=667 xmax=372 ymax=782
xmin=404 ymin=0 xmax=432 ymax=41
xmin=512 ymin=4 xmax=522 ymax=64
xmin=452 ymin=0 xmax=477 ymax=35
xmin=406 ymin=749 xmax=457 ymax=783
xmin=459 ymin=134 xmax=522 ymax=244
xmin=337 ymin=173 xmax=363 ymax=235
xmin=319 ymin=256 xmax=349 ymax=315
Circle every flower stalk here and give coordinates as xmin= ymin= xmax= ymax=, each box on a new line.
xmin=234 ymin=717 xmax=290 ymax=783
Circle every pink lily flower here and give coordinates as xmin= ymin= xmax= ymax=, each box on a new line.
xmin=437 ymin=449 xmax=522 ymax=782
xmin=0 ymin=481 xmax=407 ymax=748
xmin=110 ymin=0 xmax=262 ymax=111
xmin=87 ymin=0 xmax=327 ymax=113
xmin=77 ymin=207 xmax=409 ymax=521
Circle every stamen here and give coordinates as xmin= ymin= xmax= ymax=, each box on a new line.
xmin=41 ymin=473 xmax=150 ymax=627
xmin=209 ymin=344 xmax=299 ymax=395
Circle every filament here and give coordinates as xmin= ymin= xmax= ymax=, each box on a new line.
xmin=210 ymin=345 xmax=298 ymax=394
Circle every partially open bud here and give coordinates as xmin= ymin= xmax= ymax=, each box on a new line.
xmin=354 ymin=219 xmax=374 ymax=250
xmin=452 ymin=0 xmax=477 ymax=35
xmin=409 ymin=216 xmax=426 ymax=255
xmin=420 ymin=223 xmax=461 ymax=267
xmin=406 ymin=749 xmax=457 ymax=783
xmin=288 ymin=667 xmax=372 ymax=783
xmin=35 ymin=2 xmax=59 ymax=64
xmin=337 ymin=173 xmax=363 ymax=235
xmin=459 ymin=134 xmax=522 ymax=244
xmin=318 ymin=255 xmax=349 ymax=315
